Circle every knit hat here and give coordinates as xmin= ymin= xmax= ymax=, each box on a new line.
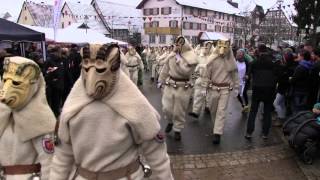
xmin=314 ymin=103 xmax=320 ymax=110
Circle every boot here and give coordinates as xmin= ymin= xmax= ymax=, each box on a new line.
xmin=189 ymin=112 xmax=199 ymax=118
xmin=165 ymin=123 xmax=173 ymax=133
xmin=212 ymin=134 xmax=221 ymax=144
xmin=174 ymin=131 xmax=181 ymax=141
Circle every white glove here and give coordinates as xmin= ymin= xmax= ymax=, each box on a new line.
xmin=157 ymin=82 xmax=162 ymax=89
xmin=233 ymin=89 xmax=239 ymax=97
xmin=200 ymin=90 xmax=206 ymax=97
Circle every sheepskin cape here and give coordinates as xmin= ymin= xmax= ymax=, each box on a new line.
xmin=59 ymin=70 xmax=161 ymax=143
xmin=0 ymin=57 xmax=56 ymax=142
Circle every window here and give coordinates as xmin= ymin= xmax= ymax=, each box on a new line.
xmin=24 ymin=6 xmax=27 ymax=10
xmin=144 ymin=22 xmax=151 ymax=28
xmin=161 ymin=7 xmax=171 ymax=15
xmin=222 ymin=26 xmax=228 ymax=33
xmin=159 ymin=35 xmax=166 ymax=43
xmin=192 ymin=23 xmax=199 ymax=30
xmin=149 ymin=35 xmax=156 ymax=43
xmin=227 ymin=15 xmax=230 ymax=20
xmin=65 ymin=11 xmax=68 ymax=15
xmin=68 ymin=21 xmax=71 ymax=25
xmin=169 ymin=20 xmax=178 ymax=28
xmin=218 ymin=12 xmax=221 ymax=19
xmin=228 ymin=27 xmax=233 ymax=33
xmin=192 ymin=8 xmax=199 ymax=16
xmin=184 ymin=7 xmax=191 ymax=14
xmin=143 ymin=9 xmax=150 ymax=16
xmin=24 ymin=16 xmax=27 ymax=21
xmin=183 ymin=22 xmax=191 ymax=29
xmin=62 ymin=22 xmax=64 ymax=28
xmin=215 ymin=25 xmax=221 ymax=32
xmin=200 ymin=9 xmax=207 ymax=17
xmin=152 ymin=8 xmax=159 ymax=15
xmin=191 ymin=36 xmax=198 ymax=45
xmin=200 ymin=23 xmax=207 ymax=31
xmin=151 ymin=21 xmax=159 ymax=27
xmin=222 ymin=13 xmax=225 ymax=20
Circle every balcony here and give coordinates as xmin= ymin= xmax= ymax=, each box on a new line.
xmin=144 ymin=27 xmax=181 ymax=35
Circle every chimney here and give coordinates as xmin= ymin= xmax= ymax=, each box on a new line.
xmin=227 ymin=0 xmax=239 ymax=8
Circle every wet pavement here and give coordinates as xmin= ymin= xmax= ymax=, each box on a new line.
xmin=138 ymin=72 xmax=315 ymax=179
xmin=140 ymin=74 xmax=282 ymax=155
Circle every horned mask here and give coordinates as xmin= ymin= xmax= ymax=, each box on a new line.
xmin=0 ymin=57 xmax=40 ymax=110
xmin=81 ymin=44 xmax=121 ymax=99
xmin=216 ymin=40 xmax=231 ymax=57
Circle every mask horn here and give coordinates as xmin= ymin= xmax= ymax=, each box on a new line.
xmin=105 ymin=44 xmax=120 ymax=72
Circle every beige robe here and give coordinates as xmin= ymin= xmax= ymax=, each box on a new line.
xmin=49 ymin=71 xmax=173 ymax=180
xmin=159 ymin=51 xmax=198 ymax=132
xmin=205 ymin=50 xmax=239 ymax=135
xmin=125 ymin=53 xmax=144 ymax=85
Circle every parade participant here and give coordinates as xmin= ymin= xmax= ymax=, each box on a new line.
xmin=206 ymin=39 xmax=240 ymax=144
xmin=189 ymin=41 xmax=214 ymax=118
xmin=156 ymin=46 xmax=170 ymax=80
xmin=125 ymin=46 xmax=144 ymax=85
xmin=142 ymin=46 xmax=150 ymax=71
xmin=49 ymin=44 xmax=173 ymax=180
xmin=0 ymin=57 xmax=56 ymax=180
xmin=148 ymin=47 xmax=157 ymax=82
xmin=159 ymin=36 xmax=198 ymax=141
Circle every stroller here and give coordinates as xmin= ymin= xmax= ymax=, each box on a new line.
xmin=283 ymin=111 xmax=320 ymax=164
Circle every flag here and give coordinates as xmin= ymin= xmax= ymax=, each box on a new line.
xmin=53 ymin=0 xmax=63 ymax=41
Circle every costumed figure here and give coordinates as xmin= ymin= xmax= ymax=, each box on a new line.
xmin=0 ymin=57 xmax=56 ymax=180
xmin=148 ymin=47 xmax=157 ymax=82
xmin=141 ymin=46 xmax=150 ymax=72
xmin=189 ymin=41 xmax=214 ymax=118
xmin=156 ymin=47 xmax=169 ymax=81
xmin=49 ymin=44 xmax=173 ymax=180
xmin=125 ymin=46 xmax=144 ymax=85
xmin=205 ymin=39 xmax=239 ymax=144
xmin=159 ymin=37 xmax=198 ymax=141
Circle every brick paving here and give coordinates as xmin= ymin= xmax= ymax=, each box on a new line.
xmin=169 ymin=144 xmax=308 ymax=180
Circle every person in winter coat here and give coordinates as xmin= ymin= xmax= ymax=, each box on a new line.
xmin=49 ymin=44 xmax=173 ymax=180
xmin=44 ymin=46 xmax=65 ymax=117
xmin=245 ymin=44 xmax=280 ymax=140
xmin=0 ymin=57 xmax=56 ymax=180
xmin=68 ymin=44 xmax=82 ymax=84
xmin=290 ymin=50 xmax=314 ymax=114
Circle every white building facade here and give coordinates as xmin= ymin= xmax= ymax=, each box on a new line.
xmin=137 ymin=0 xmax=240 ymax=46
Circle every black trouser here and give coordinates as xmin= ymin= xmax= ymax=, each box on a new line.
xmin=246 ymin=87 xmax=274 ymax=136
xmin=46 ymin=86 xmax=63 ymax=117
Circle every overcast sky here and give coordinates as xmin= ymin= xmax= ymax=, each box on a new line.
xmin=0 ymin=0 xmax=293 ymax=20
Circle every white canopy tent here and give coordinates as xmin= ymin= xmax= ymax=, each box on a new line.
xmin=200 ymin=32 xmax=229 ymax=41
xmin=23 ymin=24 xmax=128 ymax=45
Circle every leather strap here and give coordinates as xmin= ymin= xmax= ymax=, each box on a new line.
xmin=170 ymin=76 xmax=189 ymax=82
xmin=77 ymin=160 xmax=140 ymax=180
xmin=2 ymin=163 xmax=41 ymax=175
xmin=210 ymin=82 xmax=230 ymax=87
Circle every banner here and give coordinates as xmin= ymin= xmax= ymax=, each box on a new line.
xmin=53 ymin=0 xmax=63 ymax=41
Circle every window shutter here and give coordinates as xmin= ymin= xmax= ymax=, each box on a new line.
xmin=161 ymin=8 xmax=164 ymax=15
xmin=169 ymin=21 xmax=172 ymax=27
xmin=169 ymin=7 xmax=172 ymax=14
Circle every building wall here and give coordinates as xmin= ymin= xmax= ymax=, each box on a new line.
xmin=140 ymin=0 xmax=237 ymax=46
xmin=141 ymin=0 xmax=182 ymax=45
xmin=17 ymin=3 xmax=35 ymax=26
xmin=60 ymin=4 xmax=76 ymax=29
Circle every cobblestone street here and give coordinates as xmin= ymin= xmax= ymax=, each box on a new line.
xmin=170 ymin=144 xmax=306 ymax=180
xmin=141 ymin=74 xmax=319 ymax=180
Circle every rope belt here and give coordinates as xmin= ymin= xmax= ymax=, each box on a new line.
xmin=77 ymin=160 xmax=140 ymax=180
